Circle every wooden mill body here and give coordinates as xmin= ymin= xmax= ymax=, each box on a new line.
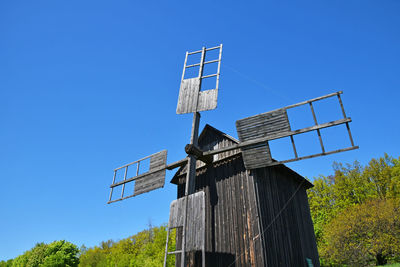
xmin=171 ymin=125 xmax=320 ymax=267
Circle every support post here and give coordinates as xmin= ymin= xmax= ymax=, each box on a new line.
xmin=181 ymin=46 xmax=206 ymax=267
xmin=337 ymin=94 xmax=355 ymax=146
xmin=181 ymin=112 xmax=201 ymax=267
xmin=309 ymin=102 xmax=325 ymax=153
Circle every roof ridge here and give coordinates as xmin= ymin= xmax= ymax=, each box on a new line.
xmin=199 ymin=124 xmax=239 ymax=144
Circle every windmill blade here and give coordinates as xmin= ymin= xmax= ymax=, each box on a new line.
xmin=108 ymin=150 xmax=168 ymax=204
xmin=165 ymin=191 xmax=205 ymax=255
xmin=235 ymin=91 xmax=358 ymax=169
xmin=236 ymin=108 xmax=291 ymax=169
xmin=176 ymin=44 xmax=223 ymax=114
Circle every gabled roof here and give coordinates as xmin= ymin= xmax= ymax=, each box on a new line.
xmin=170 ymin=124 xmax=313 ymax=189
xmin=198 ymin=124 xmax=239 ymax=145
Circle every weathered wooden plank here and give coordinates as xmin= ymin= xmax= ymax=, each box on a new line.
xmin=114 ymin=150 xmax=165 ymax=171
xmin=176 ymin=78 xmax=201 ymax=114
xmin=281 ymin=91 xmax=342 ymax=110
xmin=168 ymin=191 xmax=205 ymax=251
xmin=110 ymin=166 xmax=164 ymax=188
xmin=108 ymin=151 xmax=167 ymax=203
xmin=197 ymin=89 xmax=218 ymax=112
xmin=236 ymin=109 xmax=290 ymax=140
xmin=134 ymin=180 xmax=164 ymax=195
xmin=187 ymin=191 xmax=205 ymax=251
xmin=266 ymin=146 xmax=359 ymax=166
xmin=241 ymin=143 xmax=272 ymax=169
xmin=132 ymin=150 xmax=167 ymax=196
xmin=176 ymin=45 xmax=222 ymax=116
xmin=173 ymin=125 xmax=322 ymax=266
xmin=150 ymin=150 xmax=167 ymax=169
xmin=236 ymin=109 xmax=290 ymax=169
xmin=201 ymin=73 xmax=218 ymax=79
xmin=187 ymin=118 xmax=356 ymax=170
xmin=203 ymin=118 xmax=352 ymax=158
xmin=110 ymin=150 xmax=167 ymax=188
xmin=166 ymin=158 xmax=187 ymax=170
xmin=133 ymin=171 xmax=164 ymax=189
xmin=250 ymin=165 xmax=321 ymax=266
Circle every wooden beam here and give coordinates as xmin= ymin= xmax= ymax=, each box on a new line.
xmin=166 ymin=158 xmax=187 ymax=170
xmin=109 ymin=166 xmax=165 ymax=188
xmin=268 ymin=146 xmax=359 ymax=166
xmin=204 ymin=118 xmax=352 ymax=157
xmin=282 ymin=91 xmax=342 ymax=110
xmin=185 ymin=144 xmax=213 ymax=164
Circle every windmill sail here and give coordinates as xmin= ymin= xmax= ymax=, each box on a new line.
xmin=235 ymin=91 xmax=357 ymax=169
xmin=108 ymin=150 xmax=167 ymax=203
xmin=164 ymin=191 xmax=205 ymax=262
xmin=176 ymin=45 xmax=223 ymax=114
xmin=236 ymin=108 xmax=291 ymax=169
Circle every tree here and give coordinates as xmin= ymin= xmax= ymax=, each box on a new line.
xmin=0 ymin=259 xmax=13 ymax=267
xmin=322 ymin=198 xmax=400 ymax=266
xmin=308 ymin=175 xmax=336 ymax=245
xmin=11 ymin=240 xmax=79 ymax=267
xmin=363 ymin=153 xmax=400 ymax=199
xmin=78 ymin=224 xmax=175 ymax=267
xmin=308 ymin=154 xmax=400 ymax=266
xmin=41 ymin=240 xmax=80 ymax=267
xmin=78 ymin=247 xmax=108 ymax=267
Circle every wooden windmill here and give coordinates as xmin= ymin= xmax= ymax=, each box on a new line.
xmin=108 ymin=44 xmax=358 ymax=267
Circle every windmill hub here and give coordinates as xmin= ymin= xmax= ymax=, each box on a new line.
xmin=184 ymin=144 xmax=213 ymax=164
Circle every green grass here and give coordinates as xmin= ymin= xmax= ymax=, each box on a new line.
xmin=377 ymin=263 xmax=400 ymax=267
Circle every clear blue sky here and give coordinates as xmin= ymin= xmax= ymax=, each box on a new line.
xmin=1 ymin=0 xmax=399 ymax=260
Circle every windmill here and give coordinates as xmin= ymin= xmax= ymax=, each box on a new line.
xmin=108 ymin=44 xmax=358 ymax=267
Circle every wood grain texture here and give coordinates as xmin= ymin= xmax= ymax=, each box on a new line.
xmin=171 ymin=125 xmax=319 ymax=266
xmin=171 ymin=125 xmax=241 ymax=181
xmin=236 ymin=108 xmax=290 ymax=169
xmin=134 ymin=150 xmax=167 ymax=196
xmin=241 ymin=143 xmax=272 ymax=169
xmin=236 ymin=108 xmax=290 ymax=141
xmin=176 ymin=78 xmax=200 ymax=114
xmin=176 ymin=82 xmax=218 ymax=114
xmin=197 ymin=89 xmax=218 ymax=112
xmin=134 ymin=169 xmax=165 ymax=196
xmin=108 ymin=150 xmax=167 ymax=203
xmin=168 ymin=191 xmax=205 ymax=251
xmin=253 ymin=165 xmax=320 ymax=266
xmin=176 ymin=45 xmax=222 ymax=115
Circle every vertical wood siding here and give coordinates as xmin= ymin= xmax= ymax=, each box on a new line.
xmin=177 ymin=155 xmax=262 ymax=266
xmin=252 ymin=166 xmax=320 ymax=267
xmin=172 ymin=125 xmax=319 ymax=266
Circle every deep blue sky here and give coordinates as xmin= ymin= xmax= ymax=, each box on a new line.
xmin=1 ymin=0 xmax=399 ymax=260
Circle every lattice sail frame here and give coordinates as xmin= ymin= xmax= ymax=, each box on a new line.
xmin=108 ymin=150 xmax=167 ymax=203
xmin=235 ymin=91 xmax=357 ymax=169
xmin=176 ymin=44 xmax=223 ymax=114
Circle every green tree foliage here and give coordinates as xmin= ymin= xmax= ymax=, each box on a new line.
xmin=0 ymin=259 xmax=13 ymax=267
xmin=2 ymin=226 xmax=174 ymax=267
xmin=363 ymin=154 xmax=400 ymax=199
xmin=79 ymin=224 xmax=175 ymax=267
xmin=323 ymin=198 xmax=400 ymax=266
xmin=8 ymin=240 xmax=79 ymax=267
xmin=308 ymin=154 xmax=400 ymax=266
